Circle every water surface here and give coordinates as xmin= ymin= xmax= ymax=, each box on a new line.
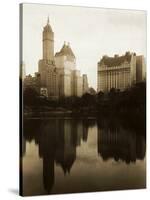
xmin=22 ymin=117 xmax=146 ymax=196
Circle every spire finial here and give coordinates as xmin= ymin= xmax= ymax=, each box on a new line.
xmin=47 ymin=16 xmax=49 ymax=24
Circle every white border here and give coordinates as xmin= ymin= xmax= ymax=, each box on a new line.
xmin=0 ymin=0 xmax=149 ymax=199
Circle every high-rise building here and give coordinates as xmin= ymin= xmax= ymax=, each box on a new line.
xmin=97 ymin=52 xmax=145 ymax=93
xmin=55 ymin=42 xmax=75 ymax=97
xmin=38 ymin=17 xmax=58 ymax=99
xmin=71 ymin=70 xmax=83 ymax=97
xmin=82 ymin=74 xmax=89 ymax=94
xmin=55 ymin=42 xmax=76 ymax=71
xmin=24 ymin=18 xmax=88 ymax=98
xmin=136 ymin=55 xmax=146 ymax=82
xmin=55 ymin=42 xmax=84 ymax=97
xmin=43 ymin=17 xmax=54 ymax=61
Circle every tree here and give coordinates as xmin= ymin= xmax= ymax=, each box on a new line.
xmin=23 ymin=87 xmax=39 ymax=106
xmin=82 ymin=93 xmax=96 ymax=107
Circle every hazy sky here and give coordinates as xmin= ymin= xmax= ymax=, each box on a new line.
xmin=22 ymin=3 xmax=146 ymax=89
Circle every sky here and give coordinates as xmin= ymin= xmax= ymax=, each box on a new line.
xmin=22 ymin=3 xmax=146 ymax=90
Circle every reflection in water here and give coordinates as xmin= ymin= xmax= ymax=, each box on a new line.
xmin=98 ymin=126 xmax=146 ymax=164
xmin=22 ymin=118 xmax=146 ymax=196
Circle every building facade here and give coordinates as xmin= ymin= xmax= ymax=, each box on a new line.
xmin=82 ymin=74 xmax=89 ymax=94
xmin=38 ymin=18 xmax=59 ymax=99
xmin=136 ymin=55 xmax=146 ymax=82
xmin=23 ymin=72 xmax=41 ymax=93
xmin=97 ymin=52 xmax=145 ymax=93
xmin=55 ymin=42 xmax=84 ymax=97
xmin=23 ymin=18 xmax=88 ymax=98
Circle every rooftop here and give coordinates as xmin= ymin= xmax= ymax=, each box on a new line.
xmin=55 ymin=42 xmax=75 ymax=58
xmin=99 ymin=52 xmax=134 ymax=67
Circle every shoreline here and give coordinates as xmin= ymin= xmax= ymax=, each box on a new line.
xmin=23 ymin=107 xmax=145 ymax=118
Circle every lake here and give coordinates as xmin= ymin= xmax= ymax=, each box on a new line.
xmin=21 ymin=117 xmax=146 ymax=196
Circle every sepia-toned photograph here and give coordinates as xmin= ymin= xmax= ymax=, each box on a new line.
xmin=20 ymin=3 xmax=146 ymax=196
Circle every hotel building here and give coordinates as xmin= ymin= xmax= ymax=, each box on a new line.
xmin=97 ymin=52 xmax=145 ymax=93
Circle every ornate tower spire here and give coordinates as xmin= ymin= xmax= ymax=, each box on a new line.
xmin=47 ymin=16 xmax=49 ymax=24
xmin=42 ymin=17 xmax=54 ymax=61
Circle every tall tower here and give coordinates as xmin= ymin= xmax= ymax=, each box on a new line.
xmin=38 ymin=17 xmax=58 ymax=98
xmin=43 ymin=17 xmax=54 ymax=61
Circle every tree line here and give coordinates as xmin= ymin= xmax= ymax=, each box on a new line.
xmin=23 ymin=81 xmax=146 ymax=116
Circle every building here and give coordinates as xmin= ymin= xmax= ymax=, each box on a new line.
xmin=97 ymin=52 xmax=146 ymax=93
xmin=24 ymin=72 xmax=40 ymax=93
xmin=82 ymin=74 xmax=89 ymax=94
xmin=38 ymin=17 xmax=59 ymax=99
xmin=55 ymin=42 xmax=75 ymax=97
xmin=23 ymin=18 xmax=88 ymax=98
xmin=55 ymin=42 xmax=84 ymax=97
xmin=38 ymin=18 xmax=88 ymax=98
xmin=40 ymin=88 xmax=48 ymax=97
xmin=71 ymin=70 xmax=83 ymax=97
xmin=136 ymin=55 xmax=146 ymax=82
xmin=55 ymin=42 xmax=76 ymax=71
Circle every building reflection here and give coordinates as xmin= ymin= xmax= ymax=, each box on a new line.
xmin=97 ymin=119 xmax=146 ymax=164
xmin=55 ymin=120 xmax=76 ymax=174
xmin=23 ymin=118 xmax=146 ymax=193
xmin=23 ymin=119 xmax=91 ymax=194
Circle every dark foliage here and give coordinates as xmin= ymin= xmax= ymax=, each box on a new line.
xmin=23 ymin=87 xmax=39 ymax=106
xmin=23 ymin=81 xmax=146 ymax=117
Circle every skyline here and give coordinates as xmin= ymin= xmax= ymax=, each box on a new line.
xmin=22 ymin=4 xmax=146 ymax=89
